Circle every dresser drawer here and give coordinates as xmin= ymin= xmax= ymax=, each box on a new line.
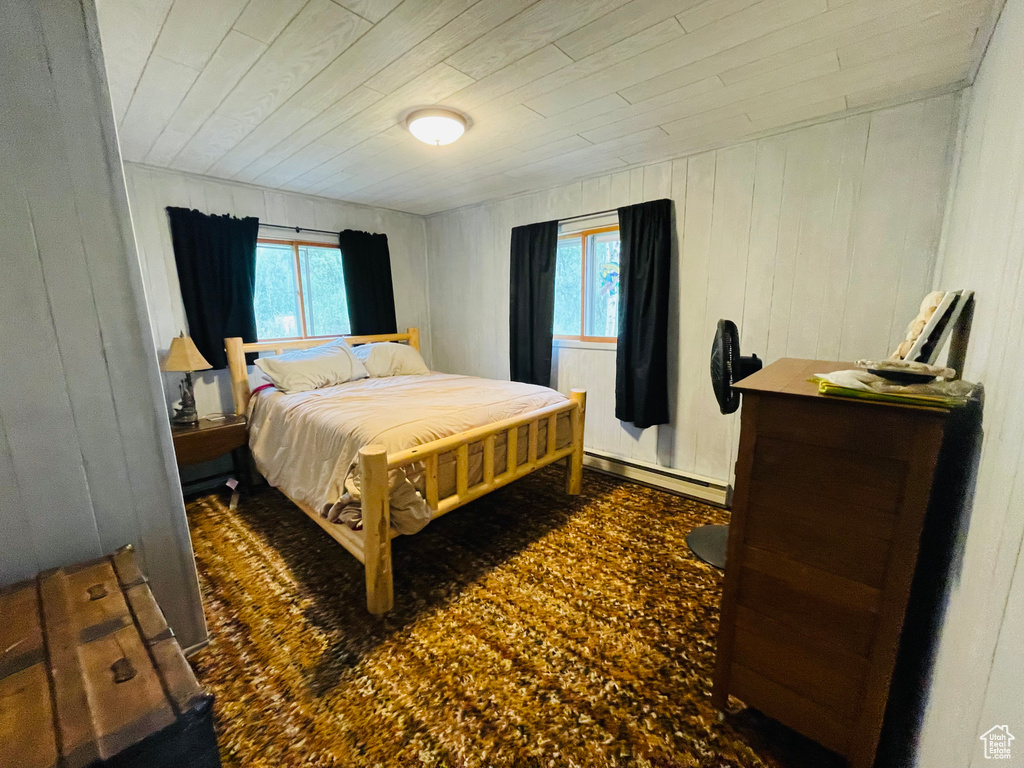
xmin=754 ymin=394 xmax=923 ymax=460
xmin=744 ymin=480 xmax=897 ymax=587
xmin=750 ymin=436 xmax=905 ymax=510
xmin=731 ymin=605 xmax=869 ymax=723
xmin=736 ymin=548 xmax=880 ymax=657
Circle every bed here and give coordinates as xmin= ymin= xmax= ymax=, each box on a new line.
xmin=224 ymin=328 xmax=586 ymax=614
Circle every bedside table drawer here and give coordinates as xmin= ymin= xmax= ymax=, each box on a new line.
xmin=171 ymin=417 xmax=247 ymax=466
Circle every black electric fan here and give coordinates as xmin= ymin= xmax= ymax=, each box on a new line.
xmin=686 ymin=320 xmax=762 ymax=569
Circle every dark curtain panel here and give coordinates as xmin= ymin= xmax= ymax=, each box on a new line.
xmin=615 ymin=199 xmax=673 ymax=428
xmin=509 ymin=220 xmax=559 ymax=386
xmin=338 ymin=229 xmax=398 ymax=335
xmin=166 ymin=207 xmax=259 ymax=369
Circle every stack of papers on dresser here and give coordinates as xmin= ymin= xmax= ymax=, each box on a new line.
xmin=812 ymin=369 xmax=975 ymax=408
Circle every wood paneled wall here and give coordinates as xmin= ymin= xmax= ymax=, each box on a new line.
xmin=0 ymin=0 xmax=204 ymax=647
xmin=917 ymin=0 xmax=1024 ymax=763
xmin=426 ymin=94 xmax=960 ymax=484
xmin=123 ymin=163 xmax=432 ymax=416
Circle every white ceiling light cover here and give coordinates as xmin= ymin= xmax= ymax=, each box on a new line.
xmin=406 ymin=108 xmax=467 ymax=146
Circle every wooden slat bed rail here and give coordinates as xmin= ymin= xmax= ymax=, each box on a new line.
xmin=385 ymin=398 xmax=574 ymax=468
xmin=384 ymin=392 xmax=585 ymax=521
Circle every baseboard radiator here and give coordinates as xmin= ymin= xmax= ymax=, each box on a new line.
xmin=582 ymin=450 xmax=730 ymax=508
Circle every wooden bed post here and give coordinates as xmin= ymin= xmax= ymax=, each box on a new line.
xmin=224 ymin=336 xmax=249 ymax=416
xmin=566 ymin=389 xmax=587 ymax=495
xmin=407 ymin=326 xmax=420 ymax=352
xmin=360 ymin=444 xmax=393 ymax=614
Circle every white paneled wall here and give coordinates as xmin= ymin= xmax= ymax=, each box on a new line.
xmin=426 ymin=94 xmax=960 ymax=483
xmin=917 ymin=0 xmax=1024 ymax=764
xmin=0 ymin=0 xmax=204 ymax=646
xmin=123 ymin=164 xmax=432 ymax=416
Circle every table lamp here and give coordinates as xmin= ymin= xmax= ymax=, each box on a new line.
xmin=162 ymin=333 xmax=212 ymax=425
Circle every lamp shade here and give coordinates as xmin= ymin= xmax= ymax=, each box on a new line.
xmin=162 ymin=334 xmax=212 ymax=372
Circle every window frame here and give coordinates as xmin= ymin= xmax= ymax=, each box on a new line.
xmin=553 ymin=224 xmax=620 ymax=344
xmin=255 ymin=237 xmax=349 ymax=343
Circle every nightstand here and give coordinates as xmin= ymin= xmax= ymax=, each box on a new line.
xmin=170 ymin=415 xmax=250 ymax=481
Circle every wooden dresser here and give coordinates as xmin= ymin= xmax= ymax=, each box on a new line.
xmin=712 ymin=359 xmax=950 ymax=768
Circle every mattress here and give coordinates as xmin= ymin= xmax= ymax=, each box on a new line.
xmin=247 ymin=372 xmax=572 ymax=535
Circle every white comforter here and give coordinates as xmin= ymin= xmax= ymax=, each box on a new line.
xmin=248 ymin=373 xmax=569 ymax=534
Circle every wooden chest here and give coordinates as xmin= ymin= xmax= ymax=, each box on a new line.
xmin=0 ymin=546 xmax=219 ymax=768
xmin=712 ymin=359 xmax=950 ymax=768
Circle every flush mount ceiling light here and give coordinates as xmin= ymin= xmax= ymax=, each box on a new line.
xmin=406 ymin=108 xmax=467 ymax=146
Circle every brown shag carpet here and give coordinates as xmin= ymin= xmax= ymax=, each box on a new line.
xmin=187 ymin=467 xmax=835 ymax=768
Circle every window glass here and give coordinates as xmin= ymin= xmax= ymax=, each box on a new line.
xmin=254 ymin=240 xmax=352 ymax=341
xmin=585 ymin=231 xmax=620 ymax=338
xmin=298 ymin=245 xmax=351 ymax=336
xmin=254 ymin=242 xmax=301 ymax=340
xmin=552 ymin=227 xmax=619 ymax=341
xmin=553 ymin=237 xmax=582 ymax=336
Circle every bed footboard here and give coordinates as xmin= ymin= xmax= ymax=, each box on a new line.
xmin=386 ymin=389 xmax=587 ymax=518
xmin=361 ymin=388 xmax=586 ymax=614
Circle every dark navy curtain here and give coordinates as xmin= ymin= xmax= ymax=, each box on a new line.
xmin=615 ymin=199 xmax=672 ymax=428
xmin=338 ymin=229 xmax=398 ymax=335
xmin=166 ymin=207 xmax=258 ymax=369
xmin=508 ymin=220 xmax=559 ymax=386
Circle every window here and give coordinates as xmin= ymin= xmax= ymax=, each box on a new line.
xmin=254 ymin=239 xmax=351 ymax=341
xmin=553 ymin=225 xmax=620 ymax=342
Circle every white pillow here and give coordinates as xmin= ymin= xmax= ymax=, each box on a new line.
xmin=352 ymin=342 xmax=430 ymax=377
xmin=248 ymin=366 xmax=274 ymax=390
xmin=254 ymin=338 xmax=369 ymax=394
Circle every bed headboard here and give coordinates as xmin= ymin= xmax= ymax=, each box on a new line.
xmin=224 ymin=327 xmax=421 ymax=416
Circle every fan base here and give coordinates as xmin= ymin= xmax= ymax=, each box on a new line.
xmin=686 ymin=524 xmax=729 ymax=570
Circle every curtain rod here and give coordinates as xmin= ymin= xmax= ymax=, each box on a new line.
xmin=263 ymin=207 xmax=620 ymax=233
xmin=557 ymin=207 xmax=619 ymax=224
xmin=259 ymin=222 xmax=341 ymax=237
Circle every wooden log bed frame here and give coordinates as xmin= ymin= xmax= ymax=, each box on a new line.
xmin=224 ymin=328 xmax=586 ymax=615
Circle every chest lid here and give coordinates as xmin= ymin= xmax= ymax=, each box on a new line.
xmin=0 ymin=546 xmax=209 ymax=768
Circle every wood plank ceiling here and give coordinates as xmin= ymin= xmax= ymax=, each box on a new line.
xmin=97 ymin=0 xmax=1001 ymax=216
